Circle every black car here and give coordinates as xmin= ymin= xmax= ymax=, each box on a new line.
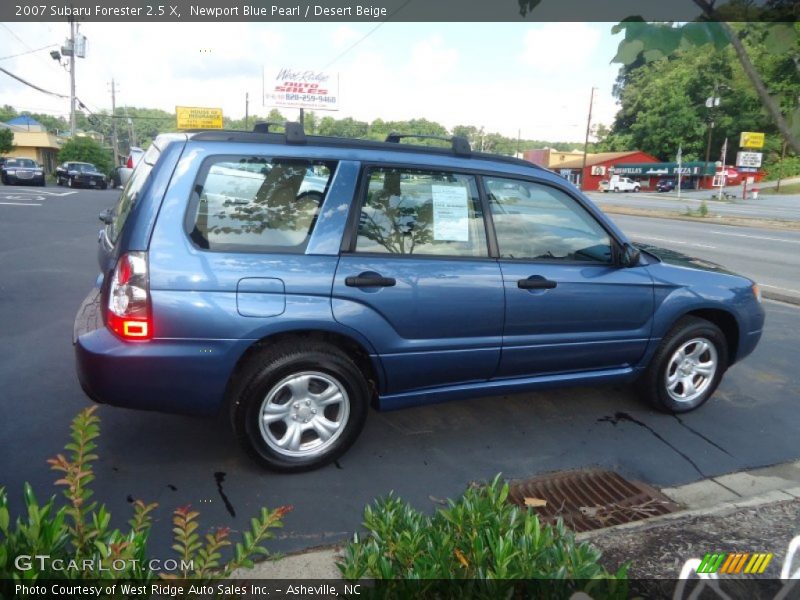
xmin=1 ymin=157 xmax=46 ymax=186
xmin=56 ymin=161 xmax=108 ymax=189
xmin=657 ymin=178 xmax=696 ymax=192
xmin=656 ymin=178 xmax=676 ymax=192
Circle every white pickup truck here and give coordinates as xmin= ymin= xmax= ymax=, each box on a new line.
xmin=599 ymin=175 xmax=641 ymax=193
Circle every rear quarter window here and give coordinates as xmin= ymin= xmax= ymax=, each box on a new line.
xmin=186 ymin=156 xmax=336 ymax=253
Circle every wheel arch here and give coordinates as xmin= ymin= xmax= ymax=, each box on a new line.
xmin=683 ymin=308 xmax=740 ymax=365
xmin=224 ymin=328 xmax=384 ymax=414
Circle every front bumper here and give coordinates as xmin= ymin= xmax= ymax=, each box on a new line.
xmin=73 ymin=288 xmax=244 ymax=416
xmin=7 ymin=173 xmax=45 ymax=185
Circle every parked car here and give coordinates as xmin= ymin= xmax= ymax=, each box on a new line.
xmin=1 ymin=157 xmax=46 ymax=186
xmin=74 ymin=125 xmax=765 ymax=472
xmin=109 ymin=166 xmax=127 ymax=189
xmin=599 ymin=175 xmax=640 ymax=193
xmin=116 ymin=146 xmax=146 ymax=188
xmin=56 ymin=161 xmax=108 ymax=189
xmin=656 ymin=178 xmax=696 ymax=192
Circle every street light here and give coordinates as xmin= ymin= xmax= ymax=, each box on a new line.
xmin=702 ymin=83 xmax=730 ymax=188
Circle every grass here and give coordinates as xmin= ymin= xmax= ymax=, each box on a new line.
xmin=771 ymin=182 xmax=800 ymax=195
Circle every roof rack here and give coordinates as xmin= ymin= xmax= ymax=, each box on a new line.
xmin=385 ymin=132 xmax=471 ymax=157
xmin=252 ymin=121 xmax=306 ymax=144
xmin=187 ymin=129 xmax=542 ymax=171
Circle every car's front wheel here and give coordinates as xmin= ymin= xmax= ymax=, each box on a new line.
xmin=638 ymin=316 xmax=728 ymax=413
xmin=231 ymin=341 xmax=369 ymax=472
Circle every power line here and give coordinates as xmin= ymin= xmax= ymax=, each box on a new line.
xmin=0 ymin=43 xmax=59 ymax=61
xmin=0 ymin=66 xmax=68 ymax=98
xmin=320 ymin=0 xmax=414 ymax=70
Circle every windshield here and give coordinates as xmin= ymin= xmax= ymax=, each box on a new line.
xmin=70 ymin=163 xmax=97 ymax=172
xmin=6 ymin=159 xmax=37 ymax=168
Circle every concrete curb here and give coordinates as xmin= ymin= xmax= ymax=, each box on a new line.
xmin=763 ymin=290 xmax=800 ymax=306
xmin=239 ymin=460 xmax=800 ymax=579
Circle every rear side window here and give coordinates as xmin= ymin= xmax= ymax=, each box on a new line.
xmin=188 ymin=157 xmax=335 ymax=253
xmin=108 ymin=144 xmax=159 ymax=244
xmin=354 ymin=167 xmax=488 ymax=257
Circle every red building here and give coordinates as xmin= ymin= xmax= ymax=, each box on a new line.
xmin=551 ymin=151 xmax=660 ymax=191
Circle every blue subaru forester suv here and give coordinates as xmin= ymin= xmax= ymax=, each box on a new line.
xmin=74 ymin=124 xmax=765 ymax=471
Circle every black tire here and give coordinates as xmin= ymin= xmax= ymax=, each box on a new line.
xmin=614 ymin=187 xmax=620 ymax=193
xmin=637 ymin=316 xmax=728 ymax=413
xmin=230 ymin=341 xmax=369 ymax=472
xmin=634 ymin=186 xmax=641 ymax=192
xmin=100 ymin=183 xmax=107 ymax=190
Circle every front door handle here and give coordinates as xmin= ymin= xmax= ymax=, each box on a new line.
xmin=345 ymin=274 xmax=396 ymax=288
xmin=517 ymin=276 xmax=557 ymax=290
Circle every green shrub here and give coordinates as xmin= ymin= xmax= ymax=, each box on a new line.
xmin=338 ymin=475 xmax=627 ymax=597
xmin=698 ymin=200 xmax=709 ymax=217
xmin=0 ymin=406 xmax=291 ymax=592
xmin=57 ymin=136 xmax=113 ymax=174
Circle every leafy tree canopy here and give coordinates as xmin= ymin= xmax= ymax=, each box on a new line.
xmin=58 ymin=136 xmax=113 ymax=174
xmin=0 ymin=128 xmax=14 ymax=155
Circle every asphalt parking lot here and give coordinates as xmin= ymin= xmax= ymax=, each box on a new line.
xmin=2 ymin=184 xmax=799 ymax=559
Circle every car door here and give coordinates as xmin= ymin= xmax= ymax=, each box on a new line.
xmin=484 ymin=176 xmax=654 ymax=379
xmin=332 ymin=165 xmax=504 ymax=394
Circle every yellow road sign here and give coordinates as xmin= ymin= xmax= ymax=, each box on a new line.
xmin=739 ymin=131 xmax=765 ymax=149
xmin=176 ymin=106 xmax=223 ymax=129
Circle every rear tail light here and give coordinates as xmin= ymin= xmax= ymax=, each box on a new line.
xmin=106 ymin=252 xmax=152 ymax=340
xmin=126 ymin=156 xmax=134 ymax=168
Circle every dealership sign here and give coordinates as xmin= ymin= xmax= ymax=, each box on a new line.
xmin=264 ymin=68 xmax=339 ymax=111
xmin=176 ymin=106 xmax=223 ymax=129
xmin=736 ymin=151 xmax=763 ymax=168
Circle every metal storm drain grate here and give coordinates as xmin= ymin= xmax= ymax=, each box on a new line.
xmin=507 ymin=469 xmax=681 ymax=533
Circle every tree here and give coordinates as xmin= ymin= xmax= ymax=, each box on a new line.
xmin=58 ymin=136 xmax=113 ymax=174
xmin=518 ymin=0 xmax=800 ymax=153
xmin=0 ymin=128 xmax=14 ymax=155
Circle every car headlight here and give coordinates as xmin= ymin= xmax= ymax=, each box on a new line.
xmin=752 ymin=283 xmax=762 ymax=303
xmin=6 ymin=169 xmax=16 ymax=175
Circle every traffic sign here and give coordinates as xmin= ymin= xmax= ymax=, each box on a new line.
xmin=739 ymin=132 xmax=765 ymax=149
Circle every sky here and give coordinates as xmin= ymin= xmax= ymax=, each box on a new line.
xmin=0 ymin=21 xmax=623 ymax=143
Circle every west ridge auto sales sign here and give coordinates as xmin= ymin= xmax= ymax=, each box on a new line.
xmin=264 ymin=68 xmax=339 ymax=111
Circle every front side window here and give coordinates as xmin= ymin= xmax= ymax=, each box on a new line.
xmin=189 ymin=157 xmax=335 ymax=253
xmin=486 ymin=177 xmax=612 ymax=263
xmin=355 ymin=167 xmax=488 ymax=257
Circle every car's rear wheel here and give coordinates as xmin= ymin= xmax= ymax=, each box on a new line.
xmin=230 ymin=341 xmax=369 ymax=472
xmin=614 ymin=187 xmax=620 ymax=193
xmin=637 ymin=316 xmax=728 ymax=413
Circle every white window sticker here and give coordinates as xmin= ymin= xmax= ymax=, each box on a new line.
xmin=431 ymin=184 xmax=469 ymax=242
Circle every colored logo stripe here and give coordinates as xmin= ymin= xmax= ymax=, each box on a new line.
xmin=697 ymin=552 xmax=773 ymax=574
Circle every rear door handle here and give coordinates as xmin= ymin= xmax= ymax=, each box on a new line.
xmin=345 ymin=275 xmax=396 ymax=288
xmin=517 ymin=276 xmax=557 ymax=290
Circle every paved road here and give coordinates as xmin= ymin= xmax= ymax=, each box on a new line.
xmin=587 ymin=190 xmax=800 ymax=221
xmin=610 ymin=214 xmax=800 ymax=303
xmin=1 ymin=185 xmax=799 ymax=562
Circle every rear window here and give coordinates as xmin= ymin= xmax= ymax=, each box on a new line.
xmin=108 ymin=144 xmax=159 ymax=244
xmin=187 ymin=157 xmax=335 ymax=253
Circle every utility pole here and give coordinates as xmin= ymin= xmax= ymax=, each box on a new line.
xmin=245 ymin=92 xmax=249 ymax=129
xmin=109 ymin=78 xmax=120 ymax=166
xmin=580 ymin=87 xmax=596 ymax=190
xmin=776 ymin=139 xmax=788 ymax=192
xmin=69 ymin=17 xmax=76 ymax=137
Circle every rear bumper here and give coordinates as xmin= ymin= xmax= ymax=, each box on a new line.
xmin=73 ymin=289 xmax=245 ymax=416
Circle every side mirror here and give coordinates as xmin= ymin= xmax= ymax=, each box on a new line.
xmin=98 ymin=209 xmax=113 ymax=225
xmin=621 ymin=243 xmax=641 ymax=268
